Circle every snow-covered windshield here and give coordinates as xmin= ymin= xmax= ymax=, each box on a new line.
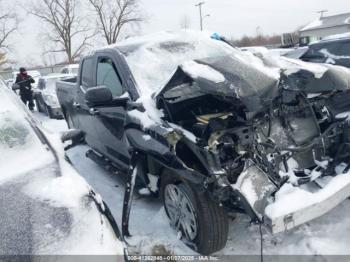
xmin=118 ymin=31 xmax=237 ymax=96
xmin=0 ymin=86 xmax=54 ymax=184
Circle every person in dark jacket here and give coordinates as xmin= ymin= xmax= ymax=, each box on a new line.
xmin=15 ymin=67 xmax=35 ymax=110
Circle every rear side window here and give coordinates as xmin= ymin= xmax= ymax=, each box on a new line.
xmin=81 ymin=58 xmax=94 ymax=88
xmin=335 ymin=41 xmax=350 ymax=57
xmin=97 ymin=57 xmax=123 ymax=97
xmin=304 ymin=42 xmax=341 ymax=59
xmin=302 ymin=44 xmax=327 ymax=59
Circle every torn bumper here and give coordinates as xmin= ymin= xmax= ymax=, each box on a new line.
xmin=265 ymin=172 xmax=350 ymax=234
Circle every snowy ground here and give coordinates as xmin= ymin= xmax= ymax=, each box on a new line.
xmin=32 ymin=111 xmax=350 ymax=257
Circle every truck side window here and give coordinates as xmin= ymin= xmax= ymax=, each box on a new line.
xmin=97 ymin=57 xmax=123 ymax=97
xmin=61 ymin=68 xmax=69 ymax=74
xmin=81 ymin=58 xmax=93 ymax=88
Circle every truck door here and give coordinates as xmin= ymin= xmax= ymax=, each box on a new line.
xmin=74 ymin=56 xmax=102 ymax=151
xmin=90 ymin=55 xmax=131 ymax=170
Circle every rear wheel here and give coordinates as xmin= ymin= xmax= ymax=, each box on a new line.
xmin=35 ymin=98 xmax=43 ymax=112
xmin=45 ymin=105 xmax=54 ymax=119
xmin=162 ymin=175 xmax=229 ymax=254
xmin=66 ymin=112 xmax=74 ymax=129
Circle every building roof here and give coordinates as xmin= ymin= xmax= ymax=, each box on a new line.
xmin=300 ymin=12 xmax=350 ymax=32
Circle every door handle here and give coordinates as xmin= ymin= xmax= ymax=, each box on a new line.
xmin=89 ymin=108 xmax=99 ymax=115
xmin=73 ymin=101 xmax=80 ymax=108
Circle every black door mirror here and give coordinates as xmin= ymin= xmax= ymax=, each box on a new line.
xmin=85 ymin=86 xmax=113 ymax=107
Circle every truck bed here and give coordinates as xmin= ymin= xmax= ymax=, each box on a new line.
xmin=56 ymin=77 xmax=79 ymax=119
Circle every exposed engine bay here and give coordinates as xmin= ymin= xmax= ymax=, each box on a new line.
xmin=156 ymin=56 xmax=350 ymax=225
xmin=161 ymin=85 xmax=350 ymax=184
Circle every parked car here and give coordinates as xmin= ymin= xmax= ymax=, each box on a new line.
xmin=297 ymin=34 xmax=350 ymax=68
xmin=0 ymin=82 xmax=126 ymax=257
xmin=35 ymin=74 xmax=75 ymax=119
xmin=60 ymin=64 xmax=79 ymax=75
xmin=57 ymin=31 xmax=350 ymax=254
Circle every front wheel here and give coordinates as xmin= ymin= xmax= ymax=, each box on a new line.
xmin=65 ymin=112 xmax=74 ymax=129
xmin=35 ymin=98 xmax=43 ymax=112
xmin=162 ymin=178 xmax=229 ymax=255
xmin=45 ymin=105 xmax=54 ymax=119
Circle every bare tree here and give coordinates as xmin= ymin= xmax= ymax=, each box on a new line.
xmin=180 ymin=14 xmax=191 ymax=30
xmin=0 ymin=6 xmax=18 ymax=49
xmin=88 ymin=0 xmax=142 ymax=45
xmin=29 ymin=0 xmax=94 ymax=63
xmin=0 ymin=0 xmax=18 ymax=68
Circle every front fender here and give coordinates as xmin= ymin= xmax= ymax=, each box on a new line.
xmin=125 ymin=128 xmax=207 ymax=185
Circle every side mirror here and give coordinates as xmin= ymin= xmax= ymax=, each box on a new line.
xmin=85 ymin=86 xmax=113 ymax=107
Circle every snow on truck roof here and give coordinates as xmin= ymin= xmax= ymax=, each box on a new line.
xmin=91 ymin=31 xmax=329 ymax=101
xmin=300 ymin=12 xmax=350 ymax=32
xmin=103 ymin=31 xmax=282 ymax=96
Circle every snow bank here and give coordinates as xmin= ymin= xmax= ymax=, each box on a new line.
xmin=22 ymin=131 xmax=124 ymax=255
xmin=265 ymin=170 xmax=350 ymax=219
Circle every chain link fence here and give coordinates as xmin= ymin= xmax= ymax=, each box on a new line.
xmin=0 ymin=65 xmax=68 ymax=80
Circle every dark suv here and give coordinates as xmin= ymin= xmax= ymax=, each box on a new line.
xmin=300 ymin=36 xmax=350 ymax=68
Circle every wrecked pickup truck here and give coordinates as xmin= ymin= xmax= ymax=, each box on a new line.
xmin=57 ymin=31 xmax=350 ymax=255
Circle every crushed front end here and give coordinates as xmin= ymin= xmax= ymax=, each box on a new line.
xmin=156 ymin=55 xmax=350 ymax=233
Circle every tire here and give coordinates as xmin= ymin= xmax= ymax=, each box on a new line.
xmin=66 ymin=112 xmax=74 ymax=129
xmin=162 ymin=174 xmax=229 ymax=255
xmin=45 ymin=105 xmax=54 ymax=119
xmin=35 ymin=99 xmax=43 ymax=113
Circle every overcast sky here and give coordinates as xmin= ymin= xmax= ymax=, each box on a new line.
xmin=8 ymin=0 xmax=350 ymax=67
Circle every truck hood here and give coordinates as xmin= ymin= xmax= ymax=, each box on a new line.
xmin=156 ymin=54 xmax=350 ymax=113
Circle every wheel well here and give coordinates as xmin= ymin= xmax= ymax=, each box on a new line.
xmin=174 ymin=141 xmax=207 ymax=175
xmin=61 ymin=106 xmax=67 ymax=119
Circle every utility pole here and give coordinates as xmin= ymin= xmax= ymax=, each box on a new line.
xmin=317 ymin=10 xmax=328 ymax=18
xmin=195 ymin=2 xmax=205 ymax=31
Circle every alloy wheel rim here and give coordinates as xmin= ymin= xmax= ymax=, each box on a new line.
xmin=164 ymin=184 xmax=198 ymax=241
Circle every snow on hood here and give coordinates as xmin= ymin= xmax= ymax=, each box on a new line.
xmin=181 ymin=60 xmax=225 ymax=83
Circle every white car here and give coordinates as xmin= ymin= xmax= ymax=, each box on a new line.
xmin=60 ymin=64 xmax=79 ymax=75
xmin=34 ymin=74 xmax=76 ymax=119
xmin=0 ymin=81 xmax=126 ymax=256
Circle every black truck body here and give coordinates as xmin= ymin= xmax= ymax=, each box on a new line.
xmin=57 ymin=31 xmax=350 ymax=255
